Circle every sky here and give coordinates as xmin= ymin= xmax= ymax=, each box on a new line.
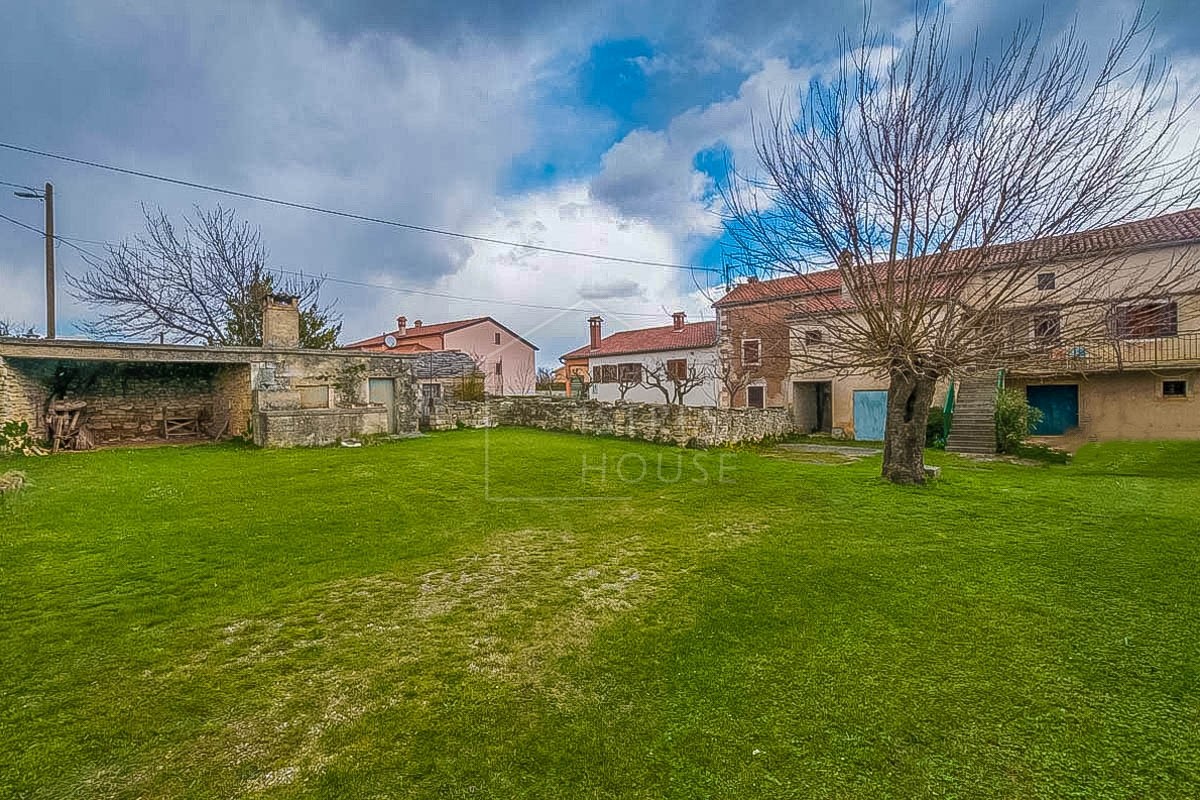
xmin=2 ymin=0 xmax=1199 ymax=365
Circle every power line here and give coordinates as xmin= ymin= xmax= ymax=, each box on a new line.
xmin=0 ymin=218 xmax=671 ymax=319
xmin=0 ymin=141 xmax=722 ymax=275
xmin=271 ymin=268 xmax=667 ymax=318
xmin=0 ymin=178 xmax=39 ymax=192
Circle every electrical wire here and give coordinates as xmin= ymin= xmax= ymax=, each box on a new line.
xmin=0 ymin=219 xmax=673 ymax=319
xmin=0 ymin=141 xmax=722 ymax=274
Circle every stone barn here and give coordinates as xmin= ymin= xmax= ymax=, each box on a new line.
xmin=0 ymin=297 xmax=420 ymax=448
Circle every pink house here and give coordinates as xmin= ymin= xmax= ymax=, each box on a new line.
xmin=344 ymin=316 xmax=538 ymax=395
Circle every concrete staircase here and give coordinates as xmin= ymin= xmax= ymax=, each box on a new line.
xmin=945 ymin=373 xmax=999 ymax=455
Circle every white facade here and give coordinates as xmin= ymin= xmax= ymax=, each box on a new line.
xmin=588 ymin=347 xmax=720 ymax=406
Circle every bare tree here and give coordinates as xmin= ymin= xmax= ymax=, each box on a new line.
xmin=615 ymin=363 xmax=642 ymax=401
xmin=68 ymin=205 xmax=341 ymax=347
xmin=643 ymin=359 xmax=712 ymax=405
xmin=0 ymin=318 xmax=38 ymax=338
xmin=722 ymin=4 xmax=1200 ymax=483
xmin=536 ymin=366 xmax=558 ymax=391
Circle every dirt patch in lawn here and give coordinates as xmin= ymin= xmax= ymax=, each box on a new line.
xmin=99 ymin=522 xmax=766 ymax=798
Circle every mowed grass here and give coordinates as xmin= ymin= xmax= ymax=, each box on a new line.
xmin=2 ymin=430 xmax=1199 ymax=799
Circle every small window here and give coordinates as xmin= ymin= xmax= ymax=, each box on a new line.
xmin=1037 ymin=272 xmax=1056 ymax=290
xmin=666 ymin=358 xmax=687 ymax=381
xmin=1033 ymin=313 xmax=1061 ymax=344
xmin=494 ymin=361 xmax=503 ymax=376
xmin=741 ymin=339 xmax=761 ymax=366
xmin=617 ymin=362 xmax=642 ymax=383
xmin=804 ymin=330 xmax=823 ymax=345
xmin=1163 ymin=380 xmax=1187 ymax=397
xmin=494 ymin=332 xmax=502 ymax=345
xmin=593 ymin=364 xmax=618 ymax=383
xmin=747 ymin=385 xmax=765 ymax=409
xmin=1112 ymin=301 xmax=1178 ymax=339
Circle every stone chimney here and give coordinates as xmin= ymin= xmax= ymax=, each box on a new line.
xmin=396 ymin=316 xmax=407 ymax=336
xmin=671 ymin=311 xmax=686 ymax=332
xmin=262 ymin=294 xmax=300 ymax=349
xmin=588 ymin=316 xmax=603 ymax=349
xmin=413 ymin=319 xmax=422 ymax=328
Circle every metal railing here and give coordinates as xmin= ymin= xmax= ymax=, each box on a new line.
xmin=1011 ymin=332 xmax=1200 ymax=373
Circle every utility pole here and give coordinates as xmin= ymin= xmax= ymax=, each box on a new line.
xmin=43 ymin=182 xmax=55 ymax=339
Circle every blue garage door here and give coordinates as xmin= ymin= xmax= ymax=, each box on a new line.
xmin=1026 ymin=384 xmax=1079 ymax=436
xmin=853 ymin=390 xmax=888 ymax=441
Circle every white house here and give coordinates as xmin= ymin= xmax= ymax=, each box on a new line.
xmin=560 ymin=313 xmax=720 ymax=407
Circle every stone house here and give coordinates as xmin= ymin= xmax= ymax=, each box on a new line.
xmin=559 ymin=313 xmax=720 ymax=407
xmin=0 ymin=296 xmax=421 ymax=448
xmin=712 ymin=209 xmax=1200 ymax=446
xmin=343 ymin=315 xmax=538 ymax=396
xmin=712 ymin=271 xmax=843 ymax=410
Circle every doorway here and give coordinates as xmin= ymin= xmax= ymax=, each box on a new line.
xmin=368 ymin=378 xmax=397 ymax=433
xmin=852 ymin=389 xmax=888 ymax=441
xmin=1026 ymin=384 xmax=1079 ymax=435
xmin=793 ymin=381 xmax=833 ymax=433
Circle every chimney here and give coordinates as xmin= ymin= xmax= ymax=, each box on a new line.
xmin=588 ymin=316 xmax=603 ymax=349
xmin=747 ymin=276 xmax=758 ymax=284
xmin=262 ymin=294 xmax=300 ymax=349
xmin=396 ymin=316 xmax=407 ymax=336
xmin=413 ymin=319 xmax=422 ymax=328
xmin=672 ymin=311 xmax=686 ymax=332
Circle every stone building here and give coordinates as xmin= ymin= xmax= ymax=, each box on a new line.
xmin=0 ymin=296 xmax=421 ymax=448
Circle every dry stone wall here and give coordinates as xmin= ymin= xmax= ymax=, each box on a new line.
xmin=424 ymin=395 xmax=795 ymax=447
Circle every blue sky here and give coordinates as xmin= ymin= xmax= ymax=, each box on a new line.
xmin=2 ymin=0 xmax=1199 ymax=364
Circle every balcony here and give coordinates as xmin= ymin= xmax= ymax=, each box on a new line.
xmin=1008 ymin=332 xmax=1200 ymax=374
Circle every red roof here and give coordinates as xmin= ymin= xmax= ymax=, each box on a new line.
xmin=560 ymin=320 xmax=717 ymax=361
xmin=714 ymin=208 xmax=1200 ymax=308
xmin=344 ymin=316 xmax=538 ymax=351
xmin=714 ymin=269 xmax=842 ymax=307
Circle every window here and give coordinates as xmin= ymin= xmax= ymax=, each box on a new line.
xmin=1037 ymin=272 xmax=1056 ymax=290
xmin=1032 ymin=313 xmax=1061 ymax=344
xmin=494 ymin=360 xmax=503 ymax=376
xmin=1163 ymin=380 xmax=1188 ymax=397
xmin=804 ymin=329 xmax=824 ymax=346
xmin=617 ymin=362 xmax=642 ymax=383
xmin=592 ymin=364 xmax=618 ymax=383
xmin=747 ymin=385 xmax=765 ymax=409
xmin=1112 ymin=301 xmax=1178 ymax=339
xmin=666 ymin=358 xmax=688 ymax=381
xmin=741 ymin=338 xmax=761 ymax=366
xmin=494 ymin=332 xmax=502 ymax=345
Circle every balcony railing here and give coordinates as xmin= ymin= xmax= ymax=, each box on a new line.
xmin=1009 ymin=332 xmax=1200 ymax=373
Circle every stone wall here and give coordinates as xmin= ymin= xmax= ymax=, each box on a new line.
xmin=250 ymin=351 xmax=420 ymax=446
xmin=0 ymin=356 xmax=47 ymax=432
xmin=214 ymin=364 xmax=252 ymax=437
xmin=424 ymin=395 xmax=795 ymax=447
xmin=1 ymin=358 xmax=224 ymax=444
xmin=255 ymin=407 xmax=391 ymax=448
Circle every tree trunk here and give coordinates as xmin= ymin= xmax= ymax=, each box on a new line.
xmin=881 ymin=370 xmax=937 ymax=485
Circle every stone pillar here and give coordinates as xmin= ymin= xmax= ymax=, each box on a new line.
xmin=263 ymin=295 xmax=301 ymax=349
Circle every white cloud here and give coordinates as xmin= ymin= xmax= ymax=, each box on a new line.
xmin=588 ymin=58 xmax=815 ymax=238
xmin=354 ymin=182 xmax=719 ymax=364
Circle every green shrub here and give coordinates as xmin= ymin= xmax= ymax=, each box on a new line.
xmin=995 ymin=389 xmax=1043 ymax=454
xmin=925 ymin=407 xmax=947 ymax=449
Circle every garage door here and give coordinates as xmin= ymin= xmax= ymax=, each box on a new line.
xmin=853 ymin=390 xmax=888 ymax=441
xmin=1026 ymin=384 xmax=1078 ymax=436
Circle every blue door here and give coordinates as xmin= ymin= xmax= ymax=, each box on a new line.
xmin=1026 ymin=384 xmax=1079 ymax=435
xmin=853 ymin=390 xmax=888 ymax=441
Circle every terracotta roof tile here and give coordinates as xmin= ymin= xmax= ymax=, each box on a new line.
xmin=715 ymin=208 xmax=1200 ymax=308
xmin=560 ymin=320 xmax=717 ymax=361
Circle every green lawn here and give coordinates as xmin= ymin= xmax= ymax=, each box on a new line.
xmin=2 ymin=430 xmax=1198 ymax=799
